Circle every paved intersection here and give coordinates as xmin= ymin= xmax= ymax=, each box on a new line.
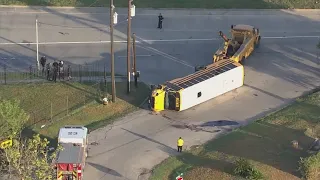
xmin=0 ymin=7 xmax=320 ymax=180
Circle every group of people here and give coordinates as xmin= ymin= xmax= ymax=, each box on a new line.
xmin=40 ymin=56 xmax=69 ymax=82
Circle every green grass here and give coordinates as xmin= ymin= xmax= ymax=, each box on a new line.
xmin=0 ymin=0 xmax=319 ymax=9
xmin=150 ymin=90 xmax=320 ymax=180
xmin=0 ymin=81 xmax=150 ymax=140
xmin=34 ymin=82 xmax=150 ymax=139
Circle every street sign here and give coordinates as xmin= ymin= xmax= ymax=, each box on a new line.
xmin=113 ymin=12 xmax=118 ymax=24
xmin=131 ymin=4 xmax=135 ymax=17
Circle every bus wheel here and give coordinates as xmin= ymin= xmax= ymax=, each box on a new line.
xmin=255 ymin=36 xmax=261 ymax=48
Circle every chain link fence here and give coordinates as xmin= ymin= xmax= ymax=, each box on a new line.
xmin=0 ymin=62 xmax=126 ymax=127
xmin=0 ymin=62 xmax=124 ymax=84
xmin=25 ymin=81 xmax=104 ymax=127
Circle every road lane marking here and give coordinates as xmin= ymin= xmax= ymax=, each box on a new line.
xmin=0 ymin=40 xmax=132 ymax=45
xmin=0 ymin=35 xmax=318 ymax=45
xmin=262 ymin=35 xmax=320 ymax=39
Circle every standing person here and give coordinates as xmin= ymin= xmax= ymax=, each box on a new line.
xmin=40 ymin=56 xmax=46 ymax=75
xmin=46 ymin=63 xmax=51 ymax=81
xmin=158 ymin=13 xmax=164 ymax=29
xmin=177 ymin=137 xmax=184 ymax=152
xmin=52 ymin=61 xmax=59 ymax=82
xmin=58 ymin=60 xmax=64 ymax=80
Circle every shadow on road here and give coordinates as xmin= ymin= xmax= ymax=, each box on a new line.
xmin=199 ymin=120 xmax=239 ymax=127
xmin=87 ymin=162 xmax=123 ymax=177
xmin=121 ymin=128 xmax=177 ymax=155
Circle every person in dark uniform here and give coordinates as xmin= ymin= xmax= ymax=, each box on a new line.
xmin=52 ymin=61 xmax=59 ymax=82
xmin=46 ymin=63 xmax=51 ymax=81
xmin=157 ymin=13 xmax=164 ymax=29
xmin=58 ymin=60 xmax=64 ymax=80
xmin=40 ymin=56 xmax=46 ymax=75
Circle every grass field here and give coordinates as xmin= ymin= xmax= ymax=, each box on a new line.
xmin=150 ymin=90 xmax=320 ymax=180
xmin=0 ymin=81 xmax=150 ymax=139
xmin=0 ymin=0 xmax=319 ymax=9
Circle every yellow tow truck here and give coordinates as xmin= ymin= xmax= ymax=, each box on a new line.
xmin=213 ymin=24 xmax=261 ymax=64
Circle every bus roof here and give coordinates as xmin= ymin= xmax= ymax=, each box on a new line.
xmin=165 ymin=59 xmax=242 ymax=91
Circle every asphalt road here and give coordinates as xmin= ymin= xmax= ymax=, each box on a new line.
xmin=0 ymin=6 xmax=320 ymax=180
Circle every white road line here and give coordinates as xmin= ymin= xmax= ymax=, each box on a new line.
xmin=262 ymin=35 xmax=319 ymax=39
xmin=134 ymin=34 xmax=152 ymax=45
xmin=0 ymin=40 xmax=134 ymax=45
xmin=0 ymin=35 xmax=318 ymax=46
xmin=143 ymin=38 xmax=219 ymax=42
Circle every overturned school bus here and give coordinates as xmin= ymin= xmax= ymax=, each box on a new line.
xmin=150 ymin=59 xmax=244 ymax=112
xmin=213 ymin=24 xmax=261 ymax=64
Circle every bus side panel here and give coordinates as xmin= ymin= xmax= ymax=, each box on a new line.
xmin=179 ymin=66 xmax=244 ymax=111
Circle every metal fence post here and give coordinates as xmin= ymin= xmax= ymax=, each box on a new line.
xmin=66 ymin=96 xmax=69 ymax=116
xmin=50 ymin=102 xmax=53 ymax=121
xmin=29 ymin=65 xmax=32 ymax=80
xmin=79 ymin=64 xmax=82 ymax=83
xmin=104 ymin=65 xmax=107 ymax=91
xmin=4 ymin=64 xmax=7 ymax=85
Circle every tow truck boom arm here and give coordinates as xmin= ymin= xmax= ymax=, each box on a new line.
xmin=218 ymin=31 xmax=229 ymax=42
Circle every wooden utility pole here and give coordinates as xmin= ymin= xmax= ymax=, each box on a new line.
xmin=110 ymin=0 xmax=116 ymax=102
xmin=127 ymin=0 xmax=132 ymax=94
xmin=132 ymin=33 xmax=138 ymax=87
xmin=35 ymin=17 xmax=40 ymax=72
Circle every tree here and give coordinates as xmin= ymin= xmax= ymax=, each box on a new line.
xmin=0 ymin=99 xmax=60 ymax=180
xmin=0 ymin=99 xmax=29 ymax=138
xmin=3 ymin=134 xmax=60 ymax=180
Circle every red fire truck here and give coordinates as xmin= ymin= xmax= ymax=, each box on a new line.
xmin=55 ymin=126 xmax=88 ymax=180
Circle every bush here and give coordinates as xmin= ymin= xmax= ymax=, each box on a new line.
xmin=234 ymin=158 xmax=264 ymax=180
xmin=299 ymin=152 xmax=320 ymax=180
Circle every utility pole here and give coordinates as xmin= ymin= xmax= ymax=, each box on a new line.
xmin=110 ymin=0 xmax=116 ymax=102
xmin=35 ymin=17 xmax=40 ymax=72
xmin=126 ymin=0 xmax=132 ymax=94
xmin=132 ymin=33 xmax=138 ymax=87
